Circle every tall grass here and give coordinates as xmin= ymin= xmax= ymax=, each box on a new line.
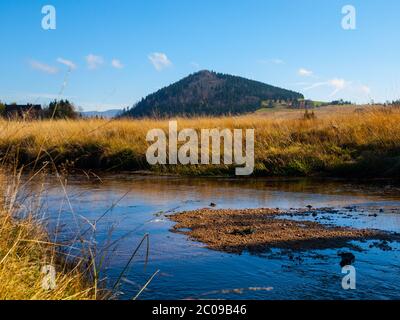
xmin=0 ymin=105 xmax=399 ymax=177
xmin=0 ymin=166 xmax=158 ymax=300
xmin=0 ymin=170 xmax=102 ymax=300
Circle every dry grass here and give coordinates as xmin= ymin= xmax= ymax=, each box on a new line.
xmin=255 ymin=104 xmax=359 ymax=119
xmin=0 ymin=105 xmax=399 ymax=177
xmin=0 ymin=171 xmax=100 ymax=300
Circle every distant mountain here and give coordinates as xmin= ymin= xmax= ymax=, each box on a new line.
xmin=80 ymin=109 xmax=122 ymax=118
xmin=121 ymin=70 xmax=304 ymax=118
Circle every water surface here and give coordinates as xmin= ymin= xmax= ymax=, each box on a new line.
xmin=22 ymin=175 xmax=400 ymax=300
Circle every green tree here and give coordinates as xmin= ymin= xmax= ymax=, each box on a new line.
xmin=0 ymin=101 xmax=5 ymax=117
xmin=45 ymin=100 xmax=79 ymax=119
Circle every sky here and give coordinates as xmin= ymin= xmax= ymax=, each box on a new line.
xmin=0 ymin=0 xmax=399 ymax=111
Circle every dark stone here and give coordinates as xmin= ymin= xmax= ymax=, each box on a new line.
xmin=230 ymin=228 xmax=255 ymax=236
xmin=338 ymin=252 xmax=355 ymax=267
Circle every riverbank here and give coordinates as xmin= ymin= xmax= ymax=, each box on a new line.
xmin=7 ymin=172 xmax=400 ymax=300
xmin=169 ymin=208 xmax=400 ymax=254
xmin=0 ymin=211 xmax=101 ymax=299
xmin=1 ymin=106 xmax=399 ymax=178
xmin=0 ymin=173 xmax=102 ymax=300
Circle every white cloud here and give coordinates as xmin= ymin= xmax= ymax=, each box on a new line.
xmin=360 ymin=85 xmax=371 ymax=95
xmin=328 ymin=78 xmax=347 ymax=96
xmin=148 ymin=52 xmax=172 ymax=71
xmin=29 ymin=60 xmax=58 ymax=74
xmin=111 ymin=59 xmax=124 ymax=69
xmin=57 ymin=57 xmax=77 ymax=70
xmin=303 ymin=82 xmax=327 ymax=91
xmin=329 ymin=78 xmax=346 ymax=89
xmin=86 ymin=54 xmax=104 ymax=70
xmin=298 ymin=68 xmax=313 ymax=77
xmin=303 ymin=78 xmax=349 ymax=97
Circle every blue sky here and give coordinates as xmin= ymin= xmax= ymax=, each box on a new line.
xmin=0 ymin=0 xmax=399 ymax=111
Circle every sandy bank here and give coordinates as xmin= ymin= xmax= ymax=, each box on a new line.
xmin=169 ymin=208 xmax=399 ymax=254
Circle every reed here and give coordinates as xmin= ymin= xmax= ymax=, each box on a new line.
xmin=0 ymin=105 xmax=399 ymax=177
xmin=0 ymin=167 xmax=156 ymax=300
xmin=0 ymin=170 xmax=102 ymax=300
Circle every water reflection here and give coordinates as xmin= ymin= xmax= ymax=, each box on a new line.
xmin=17 ymin=174 xmax=400 ymax=300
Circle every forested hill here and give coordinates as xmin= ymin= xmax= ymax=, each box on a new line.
xmin=122 ymin=70 xmax=304 ymax=118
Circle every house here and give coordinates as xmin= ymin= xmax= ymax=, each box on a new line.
xmin=5 ymin=104 xmax=42 ymax=119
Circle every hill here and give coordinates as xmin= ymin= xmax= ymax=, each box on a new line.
xmin=122 ymin=70 xmax=304 ymax=118
xmin=80 ymin=109 xmax=122 ymax=118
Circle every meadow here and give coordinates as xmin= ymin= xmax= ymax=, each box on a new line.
xmin=1 ymin=105 xmax=400 ymax=299
xmin=1 ymin=105 xmax=399 ymax=178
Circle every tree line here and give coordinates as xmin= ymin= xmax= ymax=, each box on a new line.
xmin=0 ymin=100 xmax=80 ymax=119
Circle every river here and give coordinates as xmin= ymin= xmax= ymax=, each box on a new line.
xmin=19 ymin=174 xmax=400 ymax=300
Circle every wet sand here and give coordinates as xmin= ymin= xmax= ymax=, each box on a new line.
xmin=169 ymin=208 xmax=400 ymax=254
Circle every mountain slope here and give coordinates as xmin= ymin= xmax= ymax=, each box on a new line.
xmin=122 ymin=70 xmax=304 ymax=118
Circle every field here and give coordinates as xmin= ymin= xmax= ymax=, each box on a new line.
xmin=0 ymin=105 xmax=399 ymax=178
xmin=255 ymin=104 xmax=358 ymax=119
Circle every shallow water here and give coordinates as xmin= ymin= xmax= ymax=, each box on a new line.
xmin=20 ymin=175 xmax=400 ymax=300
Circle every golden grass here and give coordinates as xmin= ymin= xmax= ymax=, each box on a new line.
xmin=0 ymin=105 xmax=399 ymax=299
xmin=0 ymin=171 xmax=99 ymax=300
xmin=0 ymin=105 xmax=399 ymax=177
xmin=255 ymin=104 xmax=358 ymax=119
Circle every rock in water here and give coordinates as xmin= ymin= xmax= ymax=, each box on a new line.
xmin=338 ymin=252 xmax=355 ymax=267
